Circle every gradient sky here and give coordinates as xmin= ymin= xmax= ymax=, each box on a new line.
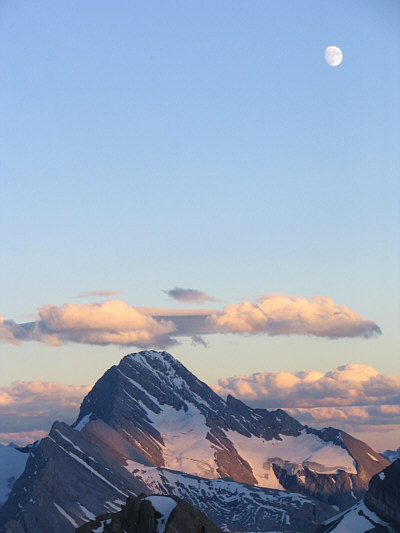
xmin=1 ymin=1 xmax=399 ymax=449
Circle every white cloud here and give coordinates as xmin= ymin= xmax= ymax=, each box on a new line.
xmin=214 ymin=364 xmax=400 ymax=408
xmin=213 ymin=364 xmax=400 ymax=447
xmin=0 ymin=294 xmax=380 ymax=347
xmin=208 ymin=295 xmax=381 ymax=338
xmin=0 ymin=300 xmax=177 ymax=347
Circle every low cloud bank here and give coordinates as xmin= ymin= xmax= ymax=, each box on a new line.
xmin=214 ymin=363 xmax=400 ymax=408
xmin=214 ymin=364 xmax=400 ymax=443
xmin=0 ymin=294 xmax=380 ymax=347
xmin=0 ymin=381 xmax=91 ymax=443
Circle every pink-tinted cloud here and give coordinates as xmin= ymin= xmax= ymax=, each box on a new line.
xmin=0 ymin=294 xmax=380 ymax=347
xmin=77 ymin=290 xmax=122 ymax=298
xmin=214 ymin=364 xmax=400 ymax=408
xmin=0 ymin=381 xmax=91 ymax=440
xmin=208 ymin=295 xmax=381 ymax=338
xmin=0 ymin=430 xmax=48 ymax=447
xmin=213 ymin=364 xmax=400 ymax=448
xmin=0 ymin=300 xmax=177 ymax=347
xmin=164 ymin=287 xmax=220 ymax=304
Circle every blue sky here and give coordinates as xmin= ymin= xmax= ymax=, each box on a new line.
xmin=1 ymin=1 xmax=399 ymax=448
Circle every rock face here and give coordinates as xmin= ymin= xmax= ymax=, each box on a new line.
xmin=364 ymin=459 xmax=400 ymax=529
xmin=76 ymin=494 xmax=223 ymax=533
xmin=315 ymin=459 xmax=400 ymax=532
xmin=0 ymin=350 xmax=389 ymax=533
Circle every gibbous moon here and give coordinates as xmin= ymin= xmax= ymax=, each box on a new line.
xmin=325 ymin=46 xmax=343 ymax=67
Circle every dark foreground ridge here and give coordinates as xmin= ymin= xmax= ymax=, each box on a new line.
xmin=76 ymin=494 xmax=223 ymax=533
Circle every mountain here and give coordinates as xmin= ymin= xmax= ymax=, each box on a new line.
xmin=381 ymin=447 xmax=400 ymax=463
xmin=76 ymin=494 xmax=223 ymax=533
xmin=72 ymin=350 xmax=388 ymax=506
xmin=0 ymin=445 xmax=29 ymax=509
xmin=315 ymin=459 xmax=400 ymax=532
xmin=0 ymin=350 xmax=389 ymax=533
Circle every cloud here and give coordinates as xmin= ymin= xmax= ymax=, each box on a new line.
xmin=164 ymin=287 xmax=220 ymax=304
xmin=191 ymin=335 xmax=208 ymax=347
xmin=0 ymin=381 xmax=91 ymax=440
xmin=213 ymin=364 xmax=400 ymax=445
xmin=214 ymin=364 xmax=400 ymax=408
xmin=208 ymin=294 xmax=381 ymax=338
xmin=0 ymin=294 xmax=380 ymax=347
xmin=77 ymin=290 xmax=122 ymax=298
xmin=0 ymin=301 xmax=177 ymax=347
xmin=0 ymin=430 xmax=49 ymax=447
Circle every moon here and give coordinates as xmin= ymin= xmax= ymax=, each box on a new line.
xmin=325 ymin=46 xmax=343 ymax=67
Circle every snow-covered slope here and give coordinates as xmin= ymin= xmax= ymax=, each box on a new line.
xmin=125 ymin=461 xmax=335 ymax=532
xmin=0 ymin=444 xmax=29 ymax=507
xmin=316 ymin=501 xmax=392 ymax=533
xmin=315 ymin=459 xmax=400 ymax=532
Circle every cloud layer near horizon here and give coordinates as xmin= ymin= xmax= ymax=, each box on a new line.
xmin=0 ymin=294 xmax=380 ymax=347
xmin=0 ymin=381 xmax=91 ymax=445
xmin=213 ymin=363 xmax=400 ymax=438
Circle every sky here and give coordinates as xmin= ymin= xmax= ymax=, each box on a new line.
xmin=1 ymin=1 xmax=399 ymax=451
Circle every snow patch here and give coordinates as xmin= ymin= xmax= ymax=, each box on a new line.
xmin=78 ymin=503 xmax=96 ymax=521
xmin=75 ymin=413 xmax=92 ymax=431
xmin=54 ymin=502 xmax=78 ymax=527
xmin=378 ymin=471 xmax=385 ymax=480
xmin=55 ymin=429 xmax=84 ymax=454
xmin=225 ymin=429 xmax=356 ymax=488
xmin=366 ymin=452 xmax=379 ymax=462
xmin=93 ymin=518 xmax=112 ymax=533
xmin=145 ymin=496 xmax=177 ymax=533
xmin=138 ymin=400 xmax=218 ymax=479
xmin=323 ymin=501 xmax=390 ymax=532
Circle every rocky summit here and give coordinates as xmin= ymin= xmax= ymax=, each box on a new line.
xmin=0 ymin=351 xmax=389 ymax=533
